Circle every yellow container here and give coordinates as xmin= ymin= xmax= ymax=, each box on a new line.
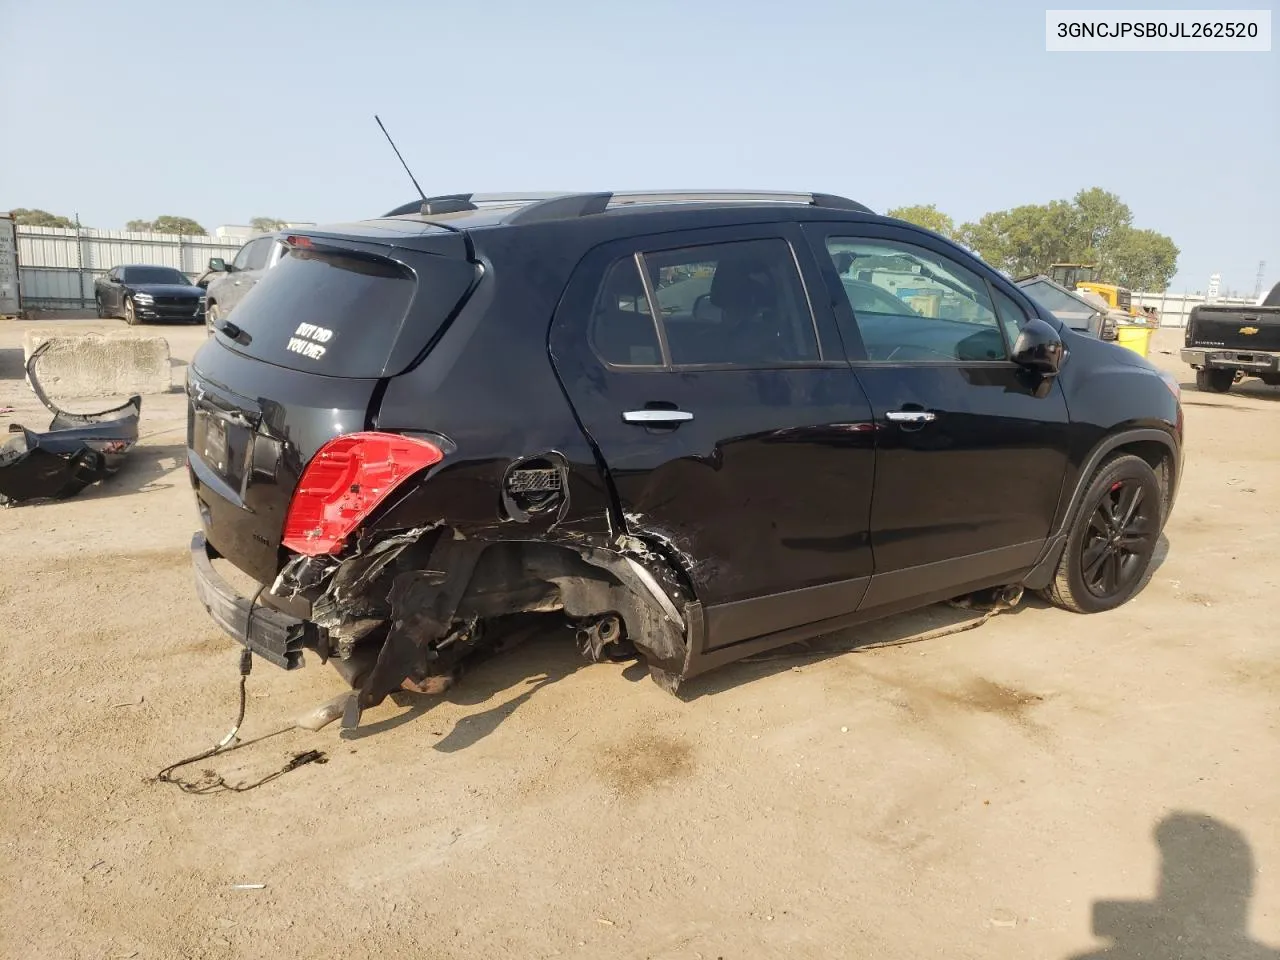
xmin=1115 ymin=323 xmax=1153 ymax=358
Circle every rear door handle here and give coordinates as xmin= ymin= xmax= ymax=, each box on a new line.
xmin=885 ymin=410 xmax=936 ymax=423
xmin=623 ymin=409 xmax=694 ymax=425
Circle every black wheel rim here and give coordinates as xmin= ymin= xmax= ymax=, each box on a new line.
xmin=1081 ymin=479 xmax=1158 ymax=598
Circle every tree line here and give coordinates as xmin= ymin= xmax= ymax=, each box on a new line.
xmin=887 ymin=188 xmax=1179 ymax=292
xmin=7 ymin=209 xmax=289 ymax=237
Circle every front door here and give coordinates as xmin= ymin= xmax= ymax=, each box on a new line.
xmin=550 ymin=224 xmax=877 ymax=649
xmin=803 ymin=222 xmax=1073 ymax=610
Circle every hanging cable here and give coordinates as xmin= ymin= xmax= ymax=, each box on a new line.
xmin=155 ymin=584 xmax=326 ymax=794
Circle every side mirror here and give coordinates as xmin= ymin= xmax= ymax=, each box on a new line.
xmin=1012 ymin=318 xmax=1065 ymax=375
xmin=208 ymin=257 xmax=227 ymax=272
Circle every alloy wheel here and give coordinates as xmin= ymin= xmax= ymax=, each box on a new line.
xmin=1080 ymin=479 xmax=1158 ymax=598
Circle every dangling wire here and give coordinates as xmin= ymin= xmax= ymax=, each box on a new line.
xmin=155 ymin=585 xmax=327 ymax=794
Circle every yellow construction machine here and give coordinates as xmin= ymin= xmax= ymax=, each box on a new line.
xmin=1048 ymin=264 xmax=1139 ymax=317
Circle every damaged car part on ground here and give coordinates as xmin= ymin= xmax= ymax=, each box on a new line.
xmin=0 ymin=340 xmax=141 ymax=504
xmin=187 ymin=190 xmax=1183 ymax=731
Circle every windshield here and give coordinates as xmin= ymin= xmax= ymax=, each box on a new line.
xmin=123 ymin=266 xmax=189 ymax=285
xmin=1017 ymin=279 xmax=1096 ymax=330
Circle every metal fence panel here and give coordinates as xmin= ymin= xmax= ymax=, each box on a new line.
xmin=15 ymin=225 xmax=247 ymax=309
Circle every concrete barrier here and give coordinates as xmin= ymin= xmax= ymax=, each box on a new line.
xmin=21 ymin=330 xmax=172 ymax=397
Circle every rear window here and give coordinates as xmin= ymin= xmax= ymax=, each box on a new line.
xmin=216 ymin=246 xmax=475 ymax=378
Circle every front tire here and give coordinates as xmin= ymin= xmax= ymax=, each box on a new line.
xmin=95 ymin=295 xmax=105 ymax=318
xmin=1195 ymin=368 xmax=1234 ymax=393
xmin=1042 ymin=454 xmax=1163 ymax=614
xmin=124 ymin=297 xmax=138 ymax=326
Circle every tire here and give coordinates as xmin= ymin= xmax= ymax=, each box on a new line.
xmin=95 ymin=295 xmax=105 ymax=318
xmin=206 ymin=302 xmax=220 ymax=337
xmin=124 ymin=297 xmax=138 ymax=326
xmin=1194 ymin=368 xmax=1234 ymax=393
xmin=1259 ymin=373 xmax=1280 ymax=387
xmin=1041 ymin=454 xmax=1163 ymax=614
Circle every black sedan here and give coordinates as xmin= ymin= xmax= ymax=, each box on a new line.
xmin=94 ymin=265 xmax=206 ymax=325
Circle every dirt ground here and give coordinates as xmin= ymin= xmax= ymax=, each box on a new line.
xmin=1 ymin=319 xmax=1276 ymax=960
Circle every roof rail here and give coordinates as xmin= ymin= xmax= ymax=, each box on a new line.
xmin=382 ymin=193 xmax=571 ymax=218
xmin=507 ymin=190 xmax=873 ymax=224
xmin=382 ymin=190 xmax=873 ymax=223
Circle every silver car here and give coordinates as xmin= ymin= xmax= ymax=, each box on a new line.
xmin=202 ymin=234 xmax=290 ymax=334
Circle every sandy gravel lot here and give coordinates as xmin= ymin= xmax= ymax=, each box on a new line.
xmin=1 ymin=319 xmax=1277 ymax=960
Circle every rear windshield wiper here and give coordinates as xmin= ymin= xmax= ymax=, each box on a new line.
xmin=216 ymin=320 xmax=252 ymax=346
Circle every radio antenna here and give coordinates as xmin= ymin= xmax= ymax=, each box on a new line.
xmin=374 ymin=114 xmax=427 ymax=204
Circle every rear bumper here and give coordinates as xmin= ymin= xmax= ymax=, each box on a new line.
xmin=190 ymin=531 xmax=314 ymax=670
xmin=1181 ymin=348 xmax=1280 ymax=371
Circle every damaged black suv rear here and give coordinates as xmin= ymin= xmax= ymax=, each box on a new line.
xmin=188 ymin=190 xmax=1183 ymax=730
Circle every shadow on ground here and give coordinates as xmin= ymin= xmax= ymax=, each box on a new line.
xmin=342 ymin=618 xmax=584 ymax=748
xmin=320 ymin=528 xmax=1174 ymax=742
xmin=1068 ymin=812 xmax=1279 ymax=959
xmin=1180 ymin=379 xmax=1280 ymax=406
xmin=0 ymin=347 xmax=25 ymax=381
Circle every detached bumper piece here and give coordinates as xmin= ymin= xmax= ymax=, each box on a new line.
xmin=191 ymin=532 xmax=317 ymax=670
xmin=0 ymin=341 xmax=141 ymax=504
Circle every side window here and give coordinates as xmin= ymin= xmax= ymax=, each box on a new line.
xmin=245 ymin=238 xmax=272 ymax=271
xmin=826 ymin=237 xmax=1006 ymax=362
xmin=590 ymin=256 xmax=663 ymax=367
xmin=644 ymin=238 xmax=818 ymax=366
xmin=992 ymin=288 xmax=1029 ymax=346
xmin=231 ymin=241 xmax=254 ymax=271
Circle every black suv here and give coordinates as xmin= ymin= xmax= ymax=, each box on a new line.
xmin=187 ymin=190 xmax=1184 ymax=730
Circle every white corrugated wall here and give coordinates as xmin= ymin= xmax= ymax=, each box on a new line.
xmin=16 ymin=225 xmax=247 ymax=308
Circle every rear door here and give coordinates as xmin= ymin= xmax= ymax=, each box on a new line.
xmin=549 ymin=223 xmax=877 ymax=649
xmin=803 ymin=222 xmax=1072 ymax=609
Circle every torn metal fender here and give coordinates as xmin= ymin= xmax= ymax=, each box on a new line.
xmin=0 ymin=341 xmax=142 ymax=504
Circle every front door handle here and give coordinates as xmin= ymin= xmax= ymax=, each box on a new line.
xmin=885 ymin=410 xmax=936 ymax=423
xmin=622 ymin=409 xmax=694 ymax=425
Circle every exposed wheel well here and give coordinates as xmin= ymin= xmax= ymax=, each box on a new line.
xmin=1107 ymin=439 xmax=1174 ymax=520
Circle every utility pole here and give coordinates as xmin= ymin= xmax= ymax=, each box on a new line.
xmin=1255 ymin=261 xmax=1267 ymax=301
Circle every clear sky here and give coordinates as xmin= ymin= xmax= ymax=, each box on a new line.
xmin=1 ymin=0 xmax=1276 ymax=294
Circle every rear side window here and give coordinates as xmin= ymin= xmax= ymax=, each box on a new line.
xmin=591 ymin=257 xmax=663 ymax=366
xmin=216 ymin=246 xmax=475 ymax=378
xmin=591 ymin=238 xmax=820 ymax=368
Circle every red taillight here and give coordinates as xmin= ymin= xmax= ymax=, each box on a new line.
xmin=281 ymin=432 xmax=443 ymax=556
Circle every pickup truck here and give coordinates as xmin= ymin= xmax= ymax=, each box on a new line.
xmin=199 ymin=233 xmax=290 ymax=335
xmin=1182 ymin=281 xmax=1280 ymax=392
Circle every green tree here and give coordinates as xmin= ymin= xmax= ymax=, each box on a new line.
xmin=959 ymin=200 xmax=1079 ymax=277
xmin=1070 ymin=187 xmax=1132 ymax=256
xmin=956 ymin=188 xmax=1178 ymax=289
xmin=126 ymin=216 xmax=205 ymax=234
xmin=250 ymin=216 xmax=287 ymax=233
xmin=151 ymin=215 xmax=206 ymax=235
xmin=10 ymin=207 xmax=75 ymax=228
xmin=886 ymin=204 xmax=957 ymax=239
xmin=1104 ymin=227 xmax=1179 ymax=292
